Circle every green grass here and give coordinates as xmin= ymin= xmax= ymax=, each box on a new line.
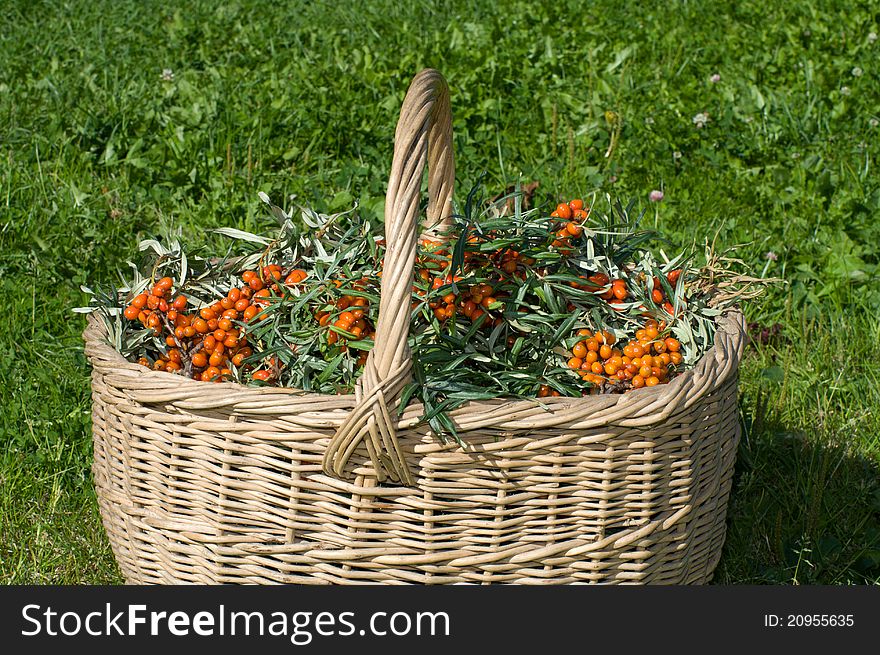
xmin=1 ymin=0 xmax=879 ymax=584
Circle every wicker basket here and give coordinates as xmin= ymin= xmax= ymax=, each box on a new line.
xmin=83 ymin=69 xmax=746 ymax=584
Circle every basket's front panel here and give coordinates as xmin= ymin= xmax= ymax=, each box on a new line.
xmin=87 ymin=312 xmax=745 ymax=585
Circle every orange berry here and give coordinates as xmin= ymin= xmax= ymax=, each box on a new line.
xmin=569 ymin=198 xmax=584 ymax=211
xmin=555 ymin=203 xmax=573 ymax=220
xmin=124 ymin=305 xmax=140 ymax=320
xmin=568 ymin=357 xmax=583 ymax=369
xmin=191 ymin=352 xmax=207 ymax=368
xmin=572 ymin=342 xmax=587 ymax=359
xmin=565 ymin=222 xmax=582 ymax=237
xmin=599 ymin=344 xmax=612 ymax=360
xmin=646 ymin=376 xmax=660 ymax=387
xmin=665 ymin=337 xmax=680 ymax=352
xmin=670 ymin=352 xmax=683 ymax=365
xmin=632 ymin=375 xmax=646 ymax=389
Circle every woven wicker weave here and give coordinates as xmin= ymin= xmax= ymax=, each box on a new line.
xmin=83 ymin=69 xmax=746 ymax=584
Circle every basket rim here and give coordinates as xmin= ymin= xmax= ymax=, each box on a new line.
xmin=83 ymin=308 xmax=746 ymax=432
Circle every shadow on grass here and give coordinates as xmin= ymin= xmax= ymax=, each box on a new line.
xmin=714 ymin=394 xmax=880 ymax=584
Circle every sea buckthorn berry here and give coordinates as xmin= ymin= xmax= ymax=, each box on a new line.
xmin=572 ymin=342 xmax=587 ymax=359
xmin=652 ymin=289 xmax=664 ymax=303
xmin=599 ymin=344 xmax=612 ymax=360
xmin=124 ymin=305 xmax=140 ymax=320
xmin=646 ymin=376 xmax=660 ymax=387
xmin=586 ymin=339 xmax=599 ymax=352
xmin=569 ymin=198 xmax=584 ymax=211
xmin=585 ymin=351 xmax=599 ymax=364
xmin=555 ymin=203 xmax=573 ymax=220
xmin=165 ymin=361 xmax=181 ymax=372
xmin=670 ymin=351 xmax=683 ymax=365
xmin=568 ymin=357 xmax=583 ymax=369
xmin=591 ymin=362 xmax=605 ymax=374
xmin=632 ymin=375 xmax=646 ymax=389
xmin=191 ymin=352 xmax=207 ymax=368
xmin=132 ymin=293 xmax=148 ymax=309
xmin=664 ymin=337 xmax=680 ymax=352
xmin=234 ymin=299 xmax=250 ymax=312
xmin=243 ymin=306 xmax=259 ymax=321
xmin=566 ymin=222 xmax=583 ymax=237
xmin=248 ymin=277 xmax=264 ymax=291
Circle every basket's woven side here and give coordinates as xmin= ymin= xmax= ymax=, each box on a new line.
xmin=324 ymin=69 xmax=454 ymax=485
xmin=85 ymin=309 xmax=744 ymax=584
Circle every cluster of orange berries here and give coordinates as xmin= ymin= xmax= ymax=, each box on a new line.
xmin=558 ymin=319 xmax=682 ymax=393
xmin=549 ymin=198 xmax=588 ymax=249
xmin=125 ymin=264 xmax=308 ymax=382
xmin=649 ymin=269 xmax=683 ymax=316
xmin=421 ymin=273 xmax=507 ymax=325
xmin=314 ymin=280 xmax=376 ymax=367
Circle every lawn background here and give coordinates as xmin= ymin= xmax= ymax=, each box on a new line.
xmin=1 ymin=0 xmax=879 ymax=584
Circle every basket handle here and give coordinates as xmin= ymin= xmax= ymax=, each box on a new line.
xmin=322 ymin=69 xmax=455 ymax=485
